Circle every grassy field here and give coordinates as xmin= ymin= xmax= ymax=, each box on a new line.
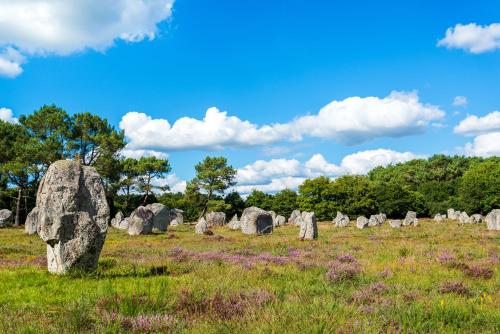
xmin=0 ymin=220 xmax=498 ymax=333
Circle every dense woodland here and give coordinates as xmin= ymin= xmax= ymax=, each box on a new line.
xmin=1 ymin=105 xmax=499 ymax=225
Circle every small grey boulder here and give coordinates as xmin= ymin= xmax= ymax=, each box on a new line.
xmin=111 ymin=211 xmax=127 ymax=229
xmin=403 ymin=211 xmax=418 ymax=226
xmin=241 ymin=206 xmax=273 ymax=235
xmin=169 ymin=209 xmax=184 ymax=226
xmin=389 ymin=219 xmax=401 ymax=228
xmin=288 ymin=209 xmax=301 ymax=225
xmin=0 ymin=209 xmax=13 ymax=228
xmin=356 ymin=216 xmax=369 ymax=229
xmin=470 ymin=214 xmax=483 ymax=224
xmin=486 ymin=209 xmax=500 ymax=231
xmin=128 ymin=206 xmax=154 ymax=236
xmin=459 ymin=211 xmax=470 ymax=224
xmin=333 ymin=212 xmax=350 ymax=227
xmin=195 ymin=217 xmax=208 ymax=235
xmin=145 ymin=203 xmax=170 ymax=232
xmin=25 ymin=208 xmax=38 ymax=235
xmin=206 ymin=211 xmax=226 ymax=227
xmin=227 ymin=214 xmax=240 ymax=230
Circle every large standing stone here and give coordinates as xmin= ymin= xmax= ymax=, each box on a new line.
xmin=145 ymin=203 xmax=170 ymax=232
xmin=206 ymin=211 xmax=226 ymax=227
xmin=288 ymin=209 xmax=301 ymax=225
xmin=459 ymin=211 xmax=470 ymax=224
xmin=128 ymin=206 xmax=154 ymax=236
xmin=25 ymin=208 xmax=38 ymax=235
xmin=169 ymin=209 xmax=184 ymax=226
xmin=110 ymin=211 xmax=127 ymax=229
xmin=195 ymin=217 xmax=208 ymax=235
xmin=389 ymin=219 xmax=401 ymax=228
xmin=485 ymin=209 xmax=500 ymax=231
xmin=403 ymin=211 xmax=418 ymax=226
xmin=240 ymin=206 xmax=273 ymax=235
xmin=356 ymin=216 xmax=369 ymax=229
xmin=227 ymin=214 xmax=240 ymax=230
xmin=0 ymin=209 xmax=13 ymax=228
xmin=333 ymin=212 xmax=350 ymax=227
xmin=470 ymin=214 xmax=484 ymax=224
xmin=299 ymin=211 xmax=318 ymax=240
xmin=35 ymin=160 xmax=109 ymax=274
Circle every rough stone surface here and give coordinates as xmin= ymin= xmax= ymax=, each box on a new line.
xmin=128 ymin=206 xmax=154 ymax=236
xmin=240 ymin=206 xmax=273 ymax=235
xmin=470 ymin=214 xmax=483 ymax=224
xmin=110 ymin=211 xmax=126 ymax=229
xmin=369 ymin=213 xmax=386 ymax=227
xmin=486 ymin=209 xmax=500 ymax=231
xmin=275 ymin=215 xmax=286 ymax=227
xmin=169 ymin=209 xmax=184 ymax=226
xmin=288 ymin=209 xmax=301 ymax=225
xmin=299 ymin=211 xmax=318 ymax=240
xmin=403 ymin=211 xmax=418 ymax=226
xmin=227 ymin=214 xmax=240 ymax=230
xmin=25 ymin=208 xmax=38 ymax=235
xmin=433 ymin=214 xmax=445 ymax=222
xmin=206 ymin=211 xmax=226 ymax=227
xmin=333 ymin=212 xmax=350 ymax=227
xmin=195 ymin=217 xmax=208 ymax=235
xmin=389 ymin=219 xmax=401 ymax=228
xmin=145 ymin=203 xmax=170 ymax=232
xmin=34 ymin=160 xmax=109 ymax=274
xmin=447 ymin=209 xmax=461 ymax=220
xmin=459 ymin=211 xmax=470 ymax=224
xmin=356 ymin=216 xmax=369 ymax=229
xmin=0 ymin=209 xmax=13 ymax=228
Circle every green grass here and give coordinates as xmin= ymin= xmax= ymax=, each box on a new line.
xmin=0 ymin=220 xmax=498 ymax=333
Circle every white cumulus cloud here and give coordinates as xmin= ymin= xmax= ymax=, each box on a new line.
xmin=438 ymin=23 xmax=500 ymax=53
xmin=235 ymin=149 xmax=421 ymax=194
xmin=463 ymin=132 xmax=500 ymax=157
xmin=454 ymin=111 xmax=500 ymax=136
xmin=121 ymin=91 xmax=444 ymax=152
xmin=289 ymin=91 xmax=444 ymax=145
xmin=0 ymin=107 xmax=18 ymax=123
xmin=0 ymin=0 xmax=175 ymax=77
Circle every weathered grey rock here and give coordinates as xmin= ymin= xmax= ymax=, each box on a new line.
xmin=369 ymin=213 xmax=386 ymax=227
xmin=459 ymin=211 xmax=470 ymax=224
xmin=288 ymin=209 xmax=301 ymax=225
xmin=240 ymin=206 xmax=273 ymax=235
xmin=195 ymin=217 xmax=208 ymax=235
xmin=299 ymin=211 xmax=318 ymax=240
xmin=227 ymin=214 xmax=240 ymax=230
xmin=145 ymin=203 xmax=170 ymax=232
xmin=25 ymin=208 xmax=38 ymax=235
xmin=403 ymin=211 xmax=418 ymax=226
xmin=169 ymin=209 xmax=184 ymax=226
xmin=128 ymin=206 xmax=154 ymax=236
xmin=433 ymin=214 xmax=445 ymax=222
xmin=0 ymin=209 xmax=13 ymax=227
xmin=486 ymin=209 xmax=500 ymax=231
xmin=470 ymin=214 xmax=484 ymax=224
xmin=333 ymin=212 xmax=349 ymax=227
xmin=275 ymin=215 xmax=286 ymax=227
xmin=110 ymin=211 xmax=126 ymax=229
xmin=389 ymin=219 xmax=401 ymax=228
xmin=206 ymin=211 xmax=226 ymax=227
xmin=447 ymin=208 xmax=461 ymax=220
xmin=356 ymin=216 xmax=369 ymax=229
xmin=35 ymin=160 xmax=109 ymax=274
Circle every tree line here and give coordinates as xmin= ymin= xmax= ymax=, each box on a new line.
xmin=1 ymin=105 xmax=498 ymax=225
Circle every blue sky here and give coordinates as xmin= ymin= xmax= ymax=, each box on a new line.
xmin=1 ymin=0 xmax=499 ymax=193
